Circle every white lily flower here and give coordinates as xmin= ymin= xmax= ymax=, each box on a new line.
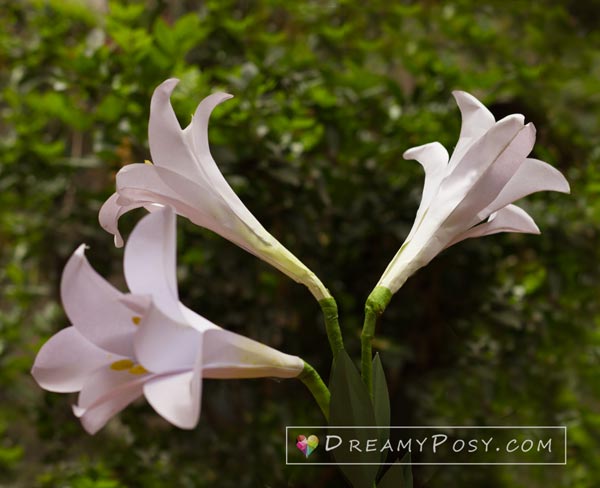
xmin=99 ymin=79 xmax=330 ymax=301
xmin=378 ymin=91 xmax=570 ymax=294
xmin=31 ymin=207 xmax=304 ymax=434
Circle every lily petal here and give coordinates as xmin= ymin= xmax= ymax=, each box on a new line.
xmin=439 ymin=114 xmax=527 ymax=207
xmin=148 ymin=79 xmax=200 ymax=179
xmin=449 ymin=91 xmax=496 ymax=168
xmin=441 ymin=122 xmax=536 ymax=231
xmin=403 ymin=142 xmax=449 ymax=240
xmin=115 ymin=163 xmax=235 ymax=242
xmin=61 ymin=245 xmax=137 ymax=357
xmin=446 ymin=204 xmax=540 ymax=247
xmin=134 ymin=303 xmax=201 ymax=374
xmin=124 ymin=206 xmax=182 ymax=321
xmin=74 ymin=367 xmax=146 ymax=434
xmin=187 ymin=92 xmax=264 ymax=228
xmin=98 ymin=193 xmax=149 ymax=248
xmin=144 ymin=369 xmax=202 ymax=430
xmin=31 ymin=327 xmax=115 ymax=393
xmin=202 ymin=328 xmax=304 ymax=379
xmin=477 ymin=158 xmax=571 ymax=220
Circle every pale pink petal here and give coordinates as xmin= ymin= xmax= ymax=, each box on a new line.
xmin=76 ymin=366 xmax=148 ymax=412
xmin=124 ymin=207 xmax=182 ymax=321
xmin=144 ymin=370 xmax=202 ymax=430
xmin=453 ymin=91 xmax=496 ymax=138
xmin=148 ymin=82 xmax=257 ymax=232
xmin=440 ymin=114 xmax=526 ymax=201
xmin=148 ymin=78 xmax=199 ymax=179
xmin=144 ymin=322 xmax=204 ymax=430
xmin=403 ymin=142 xmax=449 ymax=240
xmin=115 ymin=164 xmax=233 ymax=238
xmin=118 ymin=294 xmax=151 ymax=316
xmin=188 ymin=92 xmax=234 ymax=163
xmin=202 ymin=328 xmax=303 ymax=379
xmin=180 ymin=304 xmax=219 ymax=333
xmin=449 ymin=91 xmax=496 ymax=168
xmin=403 ymin=142 xmax=449 ymax=175
xmin=98 ymin=193 xmax=149 ymax=248
xmin=441 ymin=122 xmax=536 ymax=231
xmin=75 ymin=379 xmax=145 ymax=435
xmin=133 ymin=303 xmax=201 ymax=374
xmin=61 ymin=245 xmax=137 ymax=357
xmin=477 ymin=158 xmax=570 ymax=220
xmin=31 ymin=327 xmax=116 ymax=393
xmin=446 ymin=204 xmax=540 ymax=248
xmin=186 ymin=93 xmax=262 ymax=226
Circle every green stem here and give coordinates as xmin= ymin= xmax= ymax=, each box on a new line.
xmin=298 ymin=361 xmax=330 ymax=420
xmin=360 ymin=286 xmax=392 ymax=396
xmin=319 ymin=297 xmax=345 ymax=357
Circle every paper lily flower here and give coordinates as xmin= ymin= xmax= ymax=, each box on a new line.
xmin=99 ymin=79 xmax=330 ymax=301
xmin=31 ymin=207 xmax=304 ymax=434
xmin=378 ymin=91 xmax=570 ymax=294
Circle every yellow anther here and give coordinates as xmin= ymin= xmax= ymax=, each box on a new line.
xmin=144 ymin=159 xmax=153 ymax=165
xmin=128 ymin=364 xmax=149 ymax=375
xmin=131 ymin=316 xmax=141 ymax=326
xmin=110 ymin=359 xmax=134 ymax=371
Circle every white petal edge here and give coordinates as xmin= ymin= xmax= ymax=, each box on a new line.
xmin=133 ymin=303 xmax=201 ymax=374
xmin=448 ymin=90 xmax=496 ymax=168
xmin=403 ymin=142 xmax=449 ymax=241
xmin=440 ymin=122 xmax=536 ymax=234
xmin=477 ymin=157 xmax=570 ymax=220
xmin=148 ymin=78 xmax=200 ymax=179
xmin=124 ymin=206 xmax=182 ymax=322
xmin=99 ymin=193 xmax=149 ymax=248
xmin=75 ymin=380 xmax=145 ymax=435
xmin=31 ymin=326 xmax=115 ymax=393
xmin=61 ymin=245 xmax=137 ymax=357
xmin=144 ymin=370 xmax=202 ymax=430
xmin=446 ymin=204 xmax=540 ymax=248
xmin=202 ymin=328 xmax=304 ymax=379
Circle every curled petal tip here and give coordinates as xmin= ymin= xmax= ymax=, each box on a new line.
xmin=114 ymin=235 xmax=124 ymax=248
xmin=159 ymin=78 xmax=180 ymax=89
xmin=451 ymin=89 xmax=471 ymax=100
xmin=74 ymin=244 xmax=89 ymax=257
xmin=402 ymin=142 xmax=446 ymax=161
xmin=196 ymin=92 xmax=234 ymax=112
xmin=497 ymin=113 xmax=526 ymax=127
xmin=451 ymin=90 xmax=483 ymax=107
xmin=72 ymin=404 xmax=85 ymax=418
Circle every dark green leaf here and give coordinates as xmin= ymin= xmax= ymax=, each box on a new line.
xmin=372 ymin=353 xmax=391 ymax=465
xmin=329 ymin=350 xmax=379 ymax=488
xmin=378 ymin=452 xmax=413 ymax=488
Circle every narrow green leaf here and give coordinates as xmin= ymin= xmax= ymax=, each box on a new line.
xmin=377 ymin=452 xmax=413 ymax=488
xmin=372 ymin=354 xmax=390 ymax=427
xmin=372 ymin=353 xmax=390 ymax=464
xmin=329 ymin=350 xmax=379 ymax=488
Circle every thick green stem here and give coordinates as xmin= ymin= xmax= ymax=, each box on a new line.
xmin=319 ymin=297 xmax=345 ymax=357
xmin=360 ymin=286 xmax=392 ymax=396
xmin=298 ymin=361 xmax=330 ymax=420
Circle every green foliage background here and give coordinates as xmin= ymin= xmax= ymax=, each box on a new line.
xmin=1 ymin=0 xmax=599 ymax=486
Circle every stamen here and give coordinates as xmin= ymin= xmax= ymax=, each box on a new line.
xmin=128 ymin=364 xmax=149 ymax=375
xmin=131 ymin=316 xmax=141 ymax=326
xmin=110 ymin=359 xmax=134 ymax=371
xmin=144 ymin=159 xmax=153 ymax=165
